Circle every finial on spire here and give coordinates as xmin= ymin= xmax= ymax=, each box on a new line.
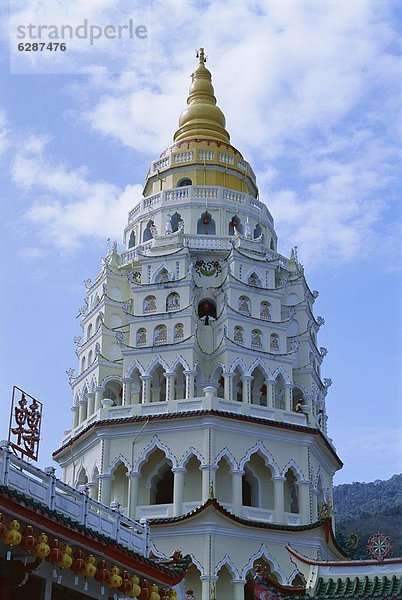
xmin=196 ymin=47 xmax=207 ymax=65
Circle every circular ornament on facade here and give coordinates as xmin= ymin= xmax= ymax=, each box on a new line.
xmin=367 ymin=532 xmax=393 ymax=561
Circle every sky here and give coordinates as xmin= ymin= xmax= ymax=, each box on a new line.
xmin=0 ymin=0 xmax=401 ymax=485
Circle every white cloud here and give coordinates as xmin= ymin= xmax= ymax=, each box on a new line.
xmin=11 ymin=138 xmax=142 ymax=249
xmin=0 ymin=111 xmax=9 ymax=156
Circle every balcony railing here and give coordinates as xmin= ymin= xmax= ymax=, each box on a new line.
xmin=0 ymin=443 xmax=148 ymax=555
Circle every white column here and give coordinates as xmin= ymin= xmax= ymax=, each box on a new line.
xmin=184 ymin=370 xmax=196 ymax=399
xmin=233 ymin=580 xmax=247 ymax=600
xmin=141 ymin=375 xmax=151 ymax=403
xmin=297 ymin=480 xmax=310 ymax=525
xmin=87 ymin=480 xmax=99 ymax=501
xmin=122 ymin=377 xmax=132 ymax=406
xmin=86 ymin=392 xmax=95 ymax=417
xmin=223 ymin=372 xmax=235 ymax=401
xmin=242 ymin=375 xmax=253 ymax=403
xmin=94 ymin=386 xmax=105 ymax=411
xmin=200 ymin=576 xmax=218 ymax=600
xmin=231 ymin=469 xmax=244 ymax=516
xmin=200 ymin=464 xmax=217 ymax=502
xmin=266 ymin=381 xmax=274 ymax=408
xmin=273 ymin=476 xmax=285 ymax=523
xmin=284 ymin=384 xmax=292 ymax=412
xmin=99 ymin=474 xmax=113 ymax=505
xmin=172 ymin=467 xmax=185 ymax=516
xmin=164 ymin=372 xmax=176 ymax=402
xmin=71 ymin=406 xmax=79 ymax=429
xmin=78 ymin=398 xmax=87 ymax=423
xmin=128 ymin=471 xmax=140 ymax=519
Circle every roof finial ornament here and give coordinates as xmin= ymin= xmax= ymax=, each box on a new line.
xmin=196 ymin=47 xmax=207 ymax=65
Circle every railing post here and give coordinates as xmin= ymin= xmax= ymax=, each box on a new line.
xmin=78 ymin=484 xmax=90 ymax=526
xmin=110 ymin=500 xmax=122 ymax=539
xmin=44 ymin=466 xmax=57 ymax=510
xmin=0 ymin=442 xmax=10 ymax=487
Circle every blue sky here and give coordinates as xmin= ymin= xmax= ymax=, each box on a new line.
xmin=0 ymin=0 xmax=401 ymax=484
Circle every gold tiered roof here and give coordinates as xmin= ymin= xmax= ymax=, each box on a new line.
xmin=173 ymin=48 xmax=230 ymax=144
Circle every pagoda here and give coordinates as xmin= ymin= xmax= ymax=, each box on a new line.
xmin=54 ymin=49 xmax=346 ymax=599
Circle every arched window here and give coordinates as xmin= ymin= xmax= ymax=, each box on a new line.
xmin=152 ymin=464 xmax=173 ymax=504
xmin=170 ymin=211 xmax=182 ymax=232
xmin=242 ymin=453 xmax=274 ymax=509
xmin=153 ymin=325 xmax=167 ymax=346
xmin=284 ymin=469 xmax=299 ymax=514
xmin=270 ymin=238 xmax=275 ymax=250
xmin=233 ymin=367 xmax=243 ymax=402
xmin=248 ymin=272 xmax=262 ymax=287
xmin=292 ymin=387 xmax=304 ymax=412
xmin=183 ymin=456 xmax=202 ymax=503
xmin=274 ymin=375 xmax=285 ymax=409
xmin=260 ymin=301 xmax=271 ymax=320
xmin=253 ymin=223 xmax=263 ymax=239
xmin=88 ymin=350 xmax=93 ymax=365
xmin=197 ymin=211 xmax=216 ymax=235
xmin=251 ymin=329 xmax=263 ymax=348
xmin=137 ymin=449 xmax=173 ymax=506
xmin=155 ymin=267 xmax=171 ymax=283
xmin=150 ymin=364 xmax=166 ymax=402
xmin=270 ymin=333 xmax=279 ymax=351
xmin=143 ymin=220 xmax=154 ymax=242
xmin=143 ymin=295 xmax=157 ymax=313
xmin=128 ymin=230 xmax=136 ymax=248
xmin=103 ymin=380 xmax=123 ymax=406
xmin=86 ymin=323 xmax=93 ymax=340
xmin=177 ymin=178 xmax=192 ymax=187
xmin=136 ymin=328 xmax=146 ymax=347
xmin=234 ymin=325 xmax=243 ymax=343
xmin=228 ymin=215 xmax=243 ymax=235
xmin=215 ymin=458 xmax=232 ymax=504
xmin=174 ymin=323 xmax=184 ymax=341
xmin=77 ymin=468 xmax=88 ymax=487
xmin=81 ymin=356 xmax=86 ymax=373
xmin=111 ymin=462 xmax=128 ymax=511
xmin=198 ymin=298 xmax=217 ymax=320
xmin=166 ymin=292 xmax=180 ymax=311
xmin=251 ymin=367 xmax=267 ymax=406
xmin=238 ymin=296 xmax=251 ymax=315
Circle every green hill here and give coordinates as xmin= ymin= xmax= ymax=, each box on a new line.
xmin=333 ymin=474 xmax=402 ymax=559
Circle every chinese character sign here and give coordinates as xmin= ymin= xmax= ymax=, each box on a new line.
xmin=8 ymin=387 xmax=42 ymax=461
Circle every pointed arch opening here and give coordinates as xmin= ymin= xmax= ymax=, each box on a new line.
xmin=166 ymin=292 xmax=180 ymax=311
xmin=138 ymin=448 xmax=173 ymax=507
xmin=150 ymin=363 xmax=166 ymax=402
xmin=143 ymin=220 xmax=155 ymax=242
xmin=184 ymin=564 xmax=202 ymax=600
xmin=274 ymin=374 xmax=286 ymax=409
xmin=253 ymin=223 xmax=264 ymax=241
xmin=284 ymin=469 xmax=299 ymax=514
xmin=172 ymin=362 xmax=185 ymax=400
xmin=76 ymin=467 xmax=88 ymax=488
xmin=251 ymin=367 xmax=267 ymax=406
xmin=242 ymin=453 xmax=274 ymax=509
xmin=198 ymin=298 xmax=217 ymax=320
xmin=197 ymin=211 xmax=215 ymax=235
xmin=216 ymin=565 xmax=233 ymax=599
xmin=292 ymin=387 xmax=304 ymax=412
xmin=170 ymin=211 xmax=183 ymax=232
xmin=103 ymin=379 xmax=123 ymax=406
xmin=233 ymin=366 xmax=243 ymax=402
xmin=247 ymin=272 xmax=262 ymax=287
xmin=215 ymin=457 xmax=232 ymax=505
xmin=128 ymin=230 xmax=136 ymax=248
xmin=228 ymin=214 xmax=243 ymax=236
xmin=183 ymin=455 xmax=202 ymax=504
xmin=111 ymin=462 xmax=129 ymax=512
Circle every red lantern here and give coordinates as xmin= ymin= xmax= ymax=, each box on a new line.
xmin=119 ymin=570 xmax=133 ymax=594
xmin=0 ymin=513 xmax=6 ymax=539
xmin=72 ymin=549 xmax=85 ymax=575
xmin=48 ymin=538 xmax=63 ymax=564
xmin=95 ymin=559 xmax=110 ymax=585
xmin=140 ymin=579 xmax=150 ymax=600
xmin=21 ymin=525 xmax=36 ymax=553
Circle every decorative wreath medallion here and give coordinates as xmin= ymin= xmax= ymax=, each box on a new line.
xmin=318 ymin=502 xmax=332 ymax=519
xmin=367 ymin=532 xmax=393 ymax=561
xmin=195 ymin=260 xmax=222 ymax=277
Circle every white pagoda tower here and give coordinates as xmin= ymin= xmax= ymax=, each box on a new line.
xmin=54 ymin=49 xmax=344 ymax=599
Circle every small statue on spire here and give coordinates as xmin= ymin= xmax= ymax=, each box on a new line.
xmin=196 ymin=47 xmax=207 ymax=64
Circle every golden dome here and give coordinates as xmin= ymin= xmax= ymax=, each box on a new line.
xmin=173 ymin=48 xmax=230 ymax=144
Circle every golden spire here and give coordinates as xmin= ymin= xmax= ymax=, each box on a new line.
xmin=173 ymin=48 xmax=230 ymax=144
